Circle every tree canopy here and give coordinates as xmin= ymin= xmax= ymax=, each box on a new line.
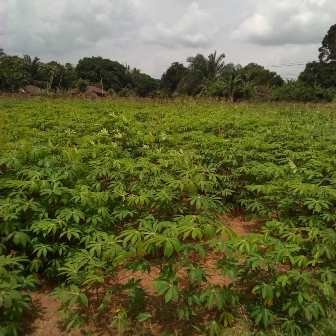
xmin=0 ymin=49 xmax=284 ymax=99
xmin=128 ymin=68 xmax=160 ymax=97
xmin=161 ymin=62 xmax=188 ymax=95
xmin=0 ymin=55 xmax=30 ymax=91
xmin=240 ymin=63 xmax=284 ymax=87
xmin=319 ymin=24 xmax=336 ymax=63
xmin=76 ymin=57 xmax=130 ymax=92
xmin=299 ymin=61 xmax=336 ymax=88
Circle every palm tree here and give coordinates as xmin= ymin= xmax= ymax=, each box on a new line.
xmin=23 ymin=55 xmax=41 ymax=81
xmin=207 ymin=51 xmax=226 ymax=81
xmin=184 ymin=51 xmax=226 ymax=95
xmin=187 ymin=51 xmax=226 ymax=81
xmin=222 ymin=72 xmax=255 ymax=102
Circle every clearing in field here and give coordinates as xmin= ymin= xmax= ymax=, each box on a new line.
xmin=1 ymin=98 xmax=336 ymax=336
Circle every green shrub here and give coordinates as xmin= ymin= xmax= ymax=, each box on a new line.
xmin=0 ymin=256 xmax=36 ymax=336
xmin=118 ymin=87 xmax=137 ymax=97
xmin=76 ymin=79 xmax=89 ymax=93
xmin=272 ymin=81 xmax=335 ymax=102
xmin=1 ymin=99 xmax=336 ymax=334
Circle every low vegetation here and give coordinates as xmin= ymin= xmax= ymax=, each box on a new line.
xmin=1 ymin=98 xmax=336 ymax=335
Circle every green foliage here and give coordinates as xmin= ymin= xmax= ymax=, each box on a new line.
xmin=76 ymin=78 xmax=90 ymax=92
xmin=209 ymin=64 xmax=257 ymax=102
xmin=161 ymin=62 xmax=189 ymax=96
xmin=272 ymin=81 xmax=335 ymax=102
xmin=1 ymin=98 xmax=336 ymax=334
xmin=0 ymin=256 xmax=36 ymax=335
xmin=185 ymin=61 xmax=283 ymax=100
xmin=319 ymin=24 xmax=336 ymax=63
xmin=76 ymin=56 xmax=130 ymax=92
xmin=0 ymin=56 xmax=30 ymax=91
xmin=118 ymin=87 xmax=137 ymax=98
xmin=0 ymin=52 xmax=158 ymax=97
xmin=240 ymin=63 xmax=284 ymax=87
xmin=129 ymin=68 xmax=159 ymax=97
xmin=299 ymin=61 xmax=336 ymax=89
xmin=177 ymin=51 xmax=227 ymax=96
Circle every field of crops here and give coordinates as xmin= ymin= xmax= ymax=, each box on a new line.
xmin=1 ymin=98 xmax=336 ymax=336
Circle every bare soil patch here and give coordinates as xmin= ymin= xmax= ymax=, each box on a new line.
xmin=221 ymin=214 xmax=262 ymax=236
xmin=28 ymin=289 xmax=65 ymax=336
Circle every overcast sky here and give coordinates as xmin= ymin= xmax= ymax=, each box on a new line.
xmin=1 ymin=0 xmax=335 ymax=78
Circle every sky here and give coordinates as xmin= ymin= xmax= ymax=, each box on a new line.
xmin=1 ymin=0 xmax=335 ymax=79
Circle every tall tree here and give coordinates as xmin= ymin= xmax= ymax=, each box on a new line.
xmin=240 ymin=63 xmax=283 ymax=87
xmin=217 ymin=64 xmax=252 ymax=102
xmin=207 ymin=51 xmax=226 ymax=81
xmin=23 ymin=55 xmax=41 ymax=83
xmin=161 ymin=62 xmax=188 ymax=95
xmin=76 ymin=57 xmax=130 ymax=91
xmin=63 ymin=63 xmax=77 ymax=89
xmin=299 ymin=61 xmax=336 ymax=88
xmin=319 ymin=24 xmax=336 ymax=63
xmin=0 ymin=56 xmax=30 ymax=91
xmin=38 ymin=61 xmax=64 ymax=92
xmin=186 ymin=54 xmax=209 ymax=80
xmin=179 ymin=51 xmax=226 ymax=95
xmin=187 ymin=51 xmax=226 ymax=81
xmin=129 ymin=68 xmax=159 ymax=97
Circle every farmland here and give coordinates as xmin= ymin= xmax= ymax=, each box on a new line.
xmin=1 ymin=98 xmax=336 ymax=336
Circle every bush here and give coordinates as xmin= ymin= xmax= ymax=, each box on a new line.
xmin=108 ymin=88 xmax=117 ymax=97
xmin=0 ymin=256 xmax=36 ymax=335
xmin=206 ymin=79 xmax=256 ymax=101
xmin=76 ymin=79 xmax=89 ymax=93
xmin=207 ymin=81 xmax=226 ymax=97
xmin=272 ymin=81 xmax=335 ymax=102
xmin=118 ymin=87 xmax=137 ymax=97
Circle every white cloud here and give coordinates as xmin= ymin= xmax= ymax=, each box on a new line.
xmin=233 ymin=0 xmax=336 ymax=45
xmin=6 ymin=0 xmax=142 ymax=55
xmin=140 ymin=2 xmax=218 ymax=48
xmin=4 ymin=0 xmax=219 ymax=57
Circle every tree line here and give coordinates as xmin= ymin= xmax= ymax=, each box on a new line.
xmin=1 ymin=24 xmax=336 ymax=101
xmin=0 ymin=53 xmax=160 ymax=97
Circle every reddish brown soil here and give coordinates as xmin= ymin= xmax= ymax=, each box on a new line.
xmin=116 ymin=267 xmax=161 ymax=296
xmin=221 ymin=214 xmax=261 ymax=236
xmin=27 ymin=215 xmax=259 ymax=336
xmin=28 ymin=290 xmax=68 ymax=336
